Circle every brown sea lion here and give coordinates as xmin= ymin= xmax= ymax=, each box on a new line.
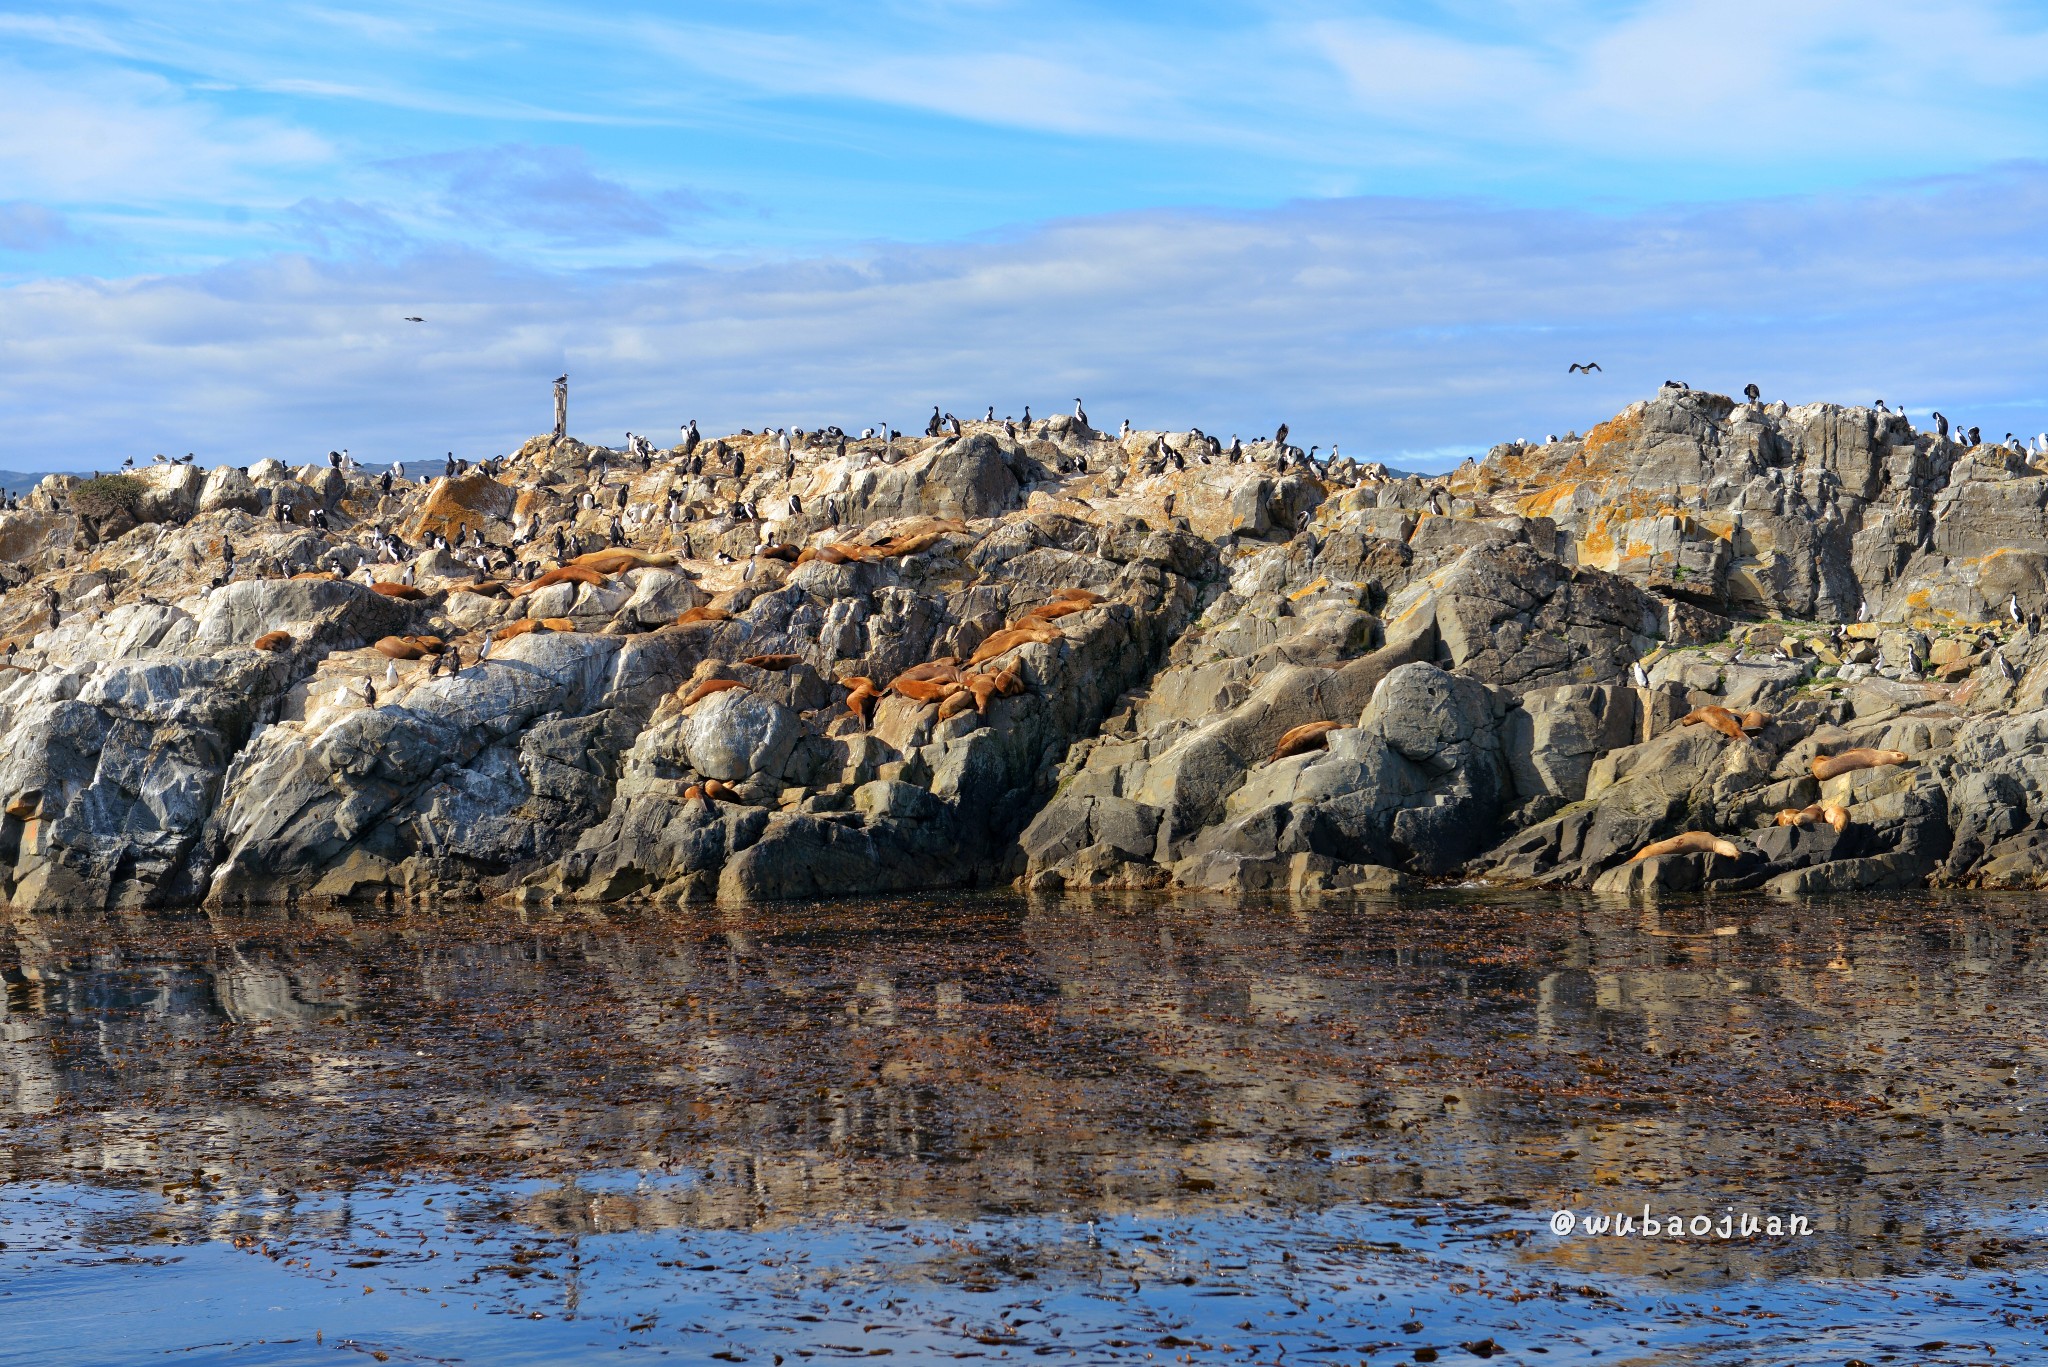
xmin=291 ymin=570 xmax=338 ymax=581
xmin=891 ymin=677 xmax=962 ymax=705
xmin=967 ymin=621 xmax=1062 ymax=665
xmin=1679 ymin=705 xmax=1747 ymax=741
xmin=937 ymin=687 xmax=979 ymax=720
xmin=743 ymin=653 xmax=802 ymax=671
xmin=991 ymin=663 xmax=1025 ymax=697
xmin=1739 ymin=709 xmax=1772 ymax=732
xmin=373 ymin=636 xmax=431 ymax=660
xmin=493 ymin=619 xmax=544 ymax=642
xmin=451 ymin=580 xmax=510 ymax=598
xmin=1776 ymin=802 xmax=1852 ymax=833
xmin=537 ymin=617 xmax=575 ymax=632
xmin=674 ymin=606 xmax=734 ymax=626
xmin=1630 ymin=831 xmax=1743 ymax=862
xmin=684 ymin=783 xmax=706 ymax=802
xmin=702 ymin=779 xmax=741 ymax=803
xmin=1271 ymin=720 xmax=1345 ymax=762
xmin=369 ymin=582 xmax=427 ymax=600
xmin=682 ymin=678 xmax=747 ymax=707
xmin=755 ymin=543 xmax=801 ymax=562
xmin=842 ymin=678 xmax=880 ymax=724
xmin=890 ymin=661 xmax=963 ymax=688
xmin=511 ymin=564 xmax=607 ymax=597
xmin=1050 ymin=587 xmax=1104 ymax=605
xmin=570 ymin=549 xmax=677 ymax=574
xmin=251 ymin=630 xmax=293 ymax=652
xmin=1012 ymin=599 xmax=1092 ymax=627
xmin=1812 ymin=748 xmax=1910 ymax=782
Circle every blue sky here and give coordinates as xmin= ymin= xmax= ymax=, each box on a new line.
xmin=6 ymin=1 xmax=2048 ymax=469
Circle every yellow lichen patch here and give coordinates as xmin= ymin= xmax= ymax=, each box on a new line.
xmin=1582 ymin=410 xmax=1645 ymax=462
xmin=1517 ymin=481 xmax=1581 ymax=519
xmin=1287 ymin=577 xmax=1330 ymax=602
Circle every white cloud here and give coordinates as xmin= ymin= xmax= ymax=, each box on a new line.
xmin=0 ymin=62 xmax=328 ymax=203
xmin=3 ymin=166 xmax=2047 ymax=472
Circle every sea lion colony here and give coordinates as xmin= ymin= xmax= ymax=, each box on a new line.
xmin=6 ymin=388 xmax=2048 ymax=909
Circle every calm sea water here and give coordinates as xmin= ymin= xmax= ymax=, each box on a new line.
xmin=3 ymin=892 xmax=2045 ymax=1364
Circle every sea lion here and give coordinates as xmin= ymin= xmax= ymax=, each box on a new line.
xmin=1739 ymin=709 xmax=1772 ymax=732
xmin=291 ymin=570 xmax=338 ymax=581
xmin=967 ymin=621 xmax=1062 ymax=665
xmin=1776 ymin=802 xmax=1851 ymax=833
xmin=1679 ymin=705 xmax=1748 ymax=741
xmin=1630 ymin=831 xmax=1742 ymax=862
xmin=990 ymin=663 xmax=1025 ymax=697
xmin=684 ymin=783 xmax=706 ymax=802
xmin=702 ymin=778 xmax=740 ymax=803
xmin=683 ymin=678 xmax=747 ymax=707
xmin=1271 ymin=720 xmax=1344 ymax=762
xmin=373 ymin=636 xmax=431 ymax=660
xmin=451 ymin=580 xmax=510 ymax=598
xmin=841 ymin=677 xmax=880 ymax=724
xmin=493 ymin=619 xmax=544 ymax=642
xmin=251 ymin=630 xmax=293 ymax=652
xmin=674 ymin=606 xmax=733 ymax=626
xmin=876 ymin=529 xmax=951 ymax=558
xmin=1050 ymin=587 xmax=1104 ymax=605
xmin=743 ymin=653 xmax=802 ymax=671
xmin=890 ymin=661 xmax=963 ymax=689
xmin=1012 ymin=599 xmax=1091 ymax=627
xmin=1811 ymin=748 xmax=1910 ymax=782
xmin=891 ymin=677 xmax=962 ymax=705
xmin=511 ymin=564 xmax=607 ymax=597
xmin=538 ymin=617 xmax=575 ymax=633
xmin=755 ymin=543 xmax=801 ymax=563
xmin=570 ymin=549 xmax=677 ymax=574
xmin=937 ymin=687 xmax=979 ymax=720
xmin=369 ymin=582 xmax=427 ymax=601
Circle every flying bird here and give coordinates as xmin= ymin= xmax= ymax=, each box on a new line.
xmin=404 ymin=316 xmax=424 ymax=323
xmin=1567 ymin=362 xmax=1602 ymax=374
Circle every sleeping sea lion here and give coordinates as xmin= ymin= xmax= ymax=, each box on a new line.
xmin=511 ymin=564 xmax=607 ymax=597
xmin=494 ymin=619 xmax=543 ymax=642
xmin=1679 ymin=705 xmax=1748 ymax=741
xmin=1811 ymin=748 xmax=1909 ymax=781
xmin=1271 ymin=720 xmax=1345 ymax=762
xmin=369 ymin=582 xmax=427 ymax=601
xmin=1775 ymin=802 xmax=1851 ymax=833
xmin=968 ymin=622 xmax=1062 ymax=665
xmin=891 ymin=677 xmax=962 ymax=705
xmin=251 ymin=630 xmax=293 ymax=652
xmin=1630 ymin=831 xmax=1743 ymax=862
xmin=373 ymin=636 xmax=430 ymax=660
xmin=743 ymin=653 xmax=802 ymax=671
xmin=937 ymin=687 xmax=979 ymax=720
xmin=683 ymin=678 xmax=747 ymax=707
xmin=702 ymin=779 xmax=740 ymax=803
xmin=570 ymin=549 xmax=677 ymax=575
xmin=673 ymin=606 xmax=733 ymax=627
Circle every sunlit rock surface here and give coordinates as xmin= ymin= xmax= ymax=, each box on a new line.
xmin=7 ymin=392 xmax=2048 ymax=905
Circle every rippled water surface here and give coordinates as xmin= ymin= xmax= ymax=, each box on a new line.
xmin=5 ymin=892 xmax=2048 ymax=1364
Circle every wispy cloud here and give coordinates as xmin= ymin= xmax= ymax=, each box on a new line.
xmin=380 ymin=144 xmax=705 ymax=246
xmin=4 ymin=166 xmax=2046 ymax=471
xmin=0 ymin=202 xmax=75 ymax=251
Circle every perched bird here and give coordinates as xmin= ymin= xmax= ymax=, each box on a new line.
xmin=2011 ymin=594 xmax=2025 ymax=626
xmin=384 ymin=660 xmax=398 ymax=688
xmin=1568 ymin=361 xmax=1602 ymax=374
xmin=1932 ymin=411 xmax=1949 ymax=438
xmin=479 ymin=634 xmax=493 ymax=662
xmin=1274 ymin=422 xmax=1289 ymax=448
xmin=1629 ymin=660 xmax=1650 ymax=687
xmin=1743 ymin=383 xmax=1761 ymax=403
xmin=1074 ymin=398 xmax=1088 ymax=428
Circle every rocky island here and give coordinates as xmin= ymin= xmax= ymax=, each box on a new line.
xmin=1 ymin=388 xmax=2043 ymax=911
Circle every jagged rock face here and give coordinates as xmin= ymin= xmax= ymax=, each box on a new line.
xmin=10 ymin=389 xmax=2048 ymax=909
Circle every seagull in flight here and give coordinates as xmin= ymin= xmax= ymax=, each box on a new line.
xmin=1567 ymin=361 xmax=1602 ymax=374
xmin=403 ymin=316 xmax=424 ymax=323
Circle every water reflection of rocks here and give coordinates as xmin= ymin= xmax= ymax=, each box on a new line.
xmin=4 ymin=893 xmax=2044 ymax=1285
